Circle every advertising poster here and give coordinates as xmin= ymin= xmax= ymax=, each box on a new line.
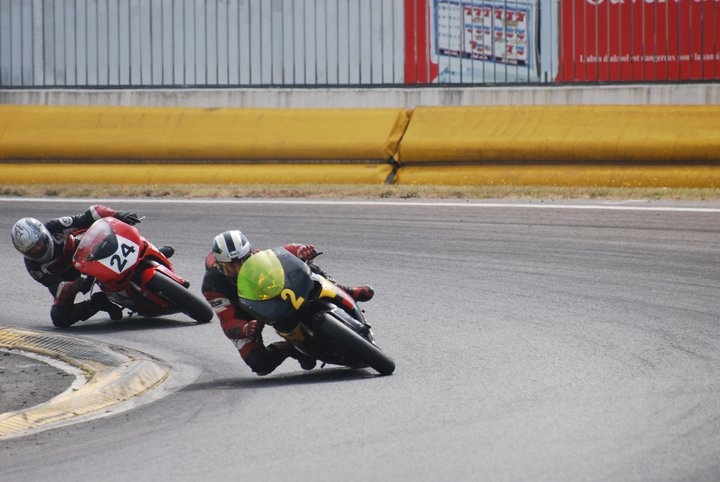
xmin=558 ymin=0 xmax=720 ymax=82
xmin=404 ymin=0 xmax=558 ymax=84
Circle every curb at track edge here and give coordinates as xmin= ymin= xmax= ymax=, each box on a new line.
xmin=0 ymin=327 xmax=171 ymax=440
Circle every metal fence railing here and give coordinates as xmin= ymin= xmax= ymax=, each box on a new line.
xmin=0 ymin=0 xmax=405 ymax=87
xmin=0 ymin=0 xmax=717 ymax=87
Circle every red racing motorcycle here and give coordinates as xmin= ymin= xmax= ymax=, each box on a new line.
xmin=72 ymin=217 xmax=213 ymax=324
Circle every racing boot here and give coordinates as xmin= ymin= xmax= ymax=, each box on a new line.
xmin=51 ymin=300 xmax=98 ymax=328
xmin=337 ymin=284 xmax=374 ymax=302
xmin=272 ymin=342 xmax=317 ymax=371
xmin=159 ymin=245 xmax=175 ymax=259
xmin=289 ymin=348 xmax=317 ymax=370
xmin=90 ymin=292 xmax=123 ymax=321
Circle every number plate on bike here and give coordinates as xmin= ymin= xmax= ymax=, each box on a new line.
xmin=97 ymin=235 xmax=139 ymax=274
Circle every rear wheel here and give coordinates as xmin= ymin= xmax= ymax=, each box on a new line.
xmin=145 ymin=272 xmax=214 ymax=324
xmin=317 ymin=313 xmax=395 ymax=375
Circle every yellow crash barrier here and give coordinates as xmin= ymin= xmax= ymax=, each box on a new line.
xmin=396 ymin=164 xmax=720 ymax=188
xmin=398 ymin=105 xmax=720 ymax=164
xmin=0 ymin=105 xmax=410 ymax=161
xmin=0 ymin=163 xmax=393 ymax=185
xmin=1 ymin=104 xmax=719 ymax=188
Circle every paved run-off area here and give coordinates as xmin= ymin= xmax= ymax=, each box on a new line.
xmin=0 ymin=350 xmax=74 ymax=413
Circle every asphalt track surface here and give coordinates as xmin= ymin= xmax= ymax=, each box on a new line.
xmin=1 ymin=197 xmax=719 ymax=482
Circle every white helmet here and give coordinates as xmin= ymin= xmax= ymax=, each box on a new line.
xmin=11 ymin=217 xmax=54 ymax=263
xmin=212 ymin=230 xmax=251 ymax=263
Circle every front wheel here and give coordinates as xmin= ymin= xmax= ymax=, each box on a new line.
xmin=317 ymin=313 xmax=395 ymax=376
xmin=145 ymin=272 xmax=214 ymax=324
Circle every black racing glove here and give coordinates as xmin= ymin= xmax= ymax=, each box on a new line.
xmin=115 ymin=210 xmax=141 ymax=225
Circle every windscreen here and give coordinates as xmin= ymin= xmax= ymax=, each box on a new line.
xmin=236 ymin=249 xmax=285 ymax=301
xmin=74 ymin=219 xmax=117 ymax=261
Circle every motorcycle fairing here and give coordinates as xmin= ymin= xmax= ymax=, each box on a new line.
xmin=74 ymin=218 xmax=141 ymax=282
xmin=75 ymin=217 xmax=186 ymax=306
xmin=237 ymin=248 xmax=314 ymax=324
xmin=237 ymin=247 xmax=364 ymax=324
xmin=74 ymin=219 xmax=113 ymax=261
xmin=138 ymin=262 xmax=186 ymax=289
xmin=100 ymin=266 xmax=188 ymax=316
xmin=237 ymin=249 xmax=286 ymax=301
xmin=97 ymin=232 xmax=140 ymax=274
xmin=312 ymin=273 xmax=362 ymax=319
xmin=315 ymin=275 xmax=337 ymax=299
xmin=235 ymin=248 xmax=389 ymax=371
xmin=236 ymin=248 xmax=369 ymax=353
xmin=276 ymin=322 xmax=306 ymax=343
xmin=68 ymin=216 xmax=212 ymax=322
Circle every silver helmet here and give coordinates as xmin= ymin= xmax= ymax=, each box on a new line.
xmin=212 ymin=230 xmax=251 ymax=263
xmin=11 ymin=217 xmax=54 ymax=263
xmin=212 ymin=230 xmax=252 ymax=278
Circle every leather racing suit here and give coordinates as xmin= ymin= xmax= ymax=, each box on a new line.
xmin=21 ymin=205 xmax=138 ymax=327
xmin=202 ymin=244 xmax=344 ymax=375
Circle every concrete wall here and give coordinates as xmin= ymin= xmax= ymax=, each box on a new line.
xmin=1 ymin=83 xmax=719 ymax=108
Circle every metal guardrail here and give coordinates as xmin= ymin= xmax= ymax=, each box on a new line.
xmin=0 ymin=0 xmax=717 ymax=87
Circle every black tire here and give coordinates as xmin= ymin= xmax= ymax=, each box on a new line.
xmin=145 ymin=272 xmax=214 ymax=324
xmin=318 ymin=313 xmax=395 ymax=375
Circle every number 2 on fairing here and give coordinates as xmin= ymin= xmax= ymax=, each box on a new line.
xmin=281 ymin=289 xmax=305 ymax=310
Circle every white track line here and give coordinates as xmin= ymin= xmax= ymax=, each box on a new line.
xmin=1 ymin=197 xmax=719 ymax=213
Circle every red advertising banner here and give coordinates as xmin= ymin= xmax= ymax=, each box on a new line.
xmin=558 ymin=0 xmax=720 ymax=82
xmin=405 ymin=0 xmax=439 ymax=83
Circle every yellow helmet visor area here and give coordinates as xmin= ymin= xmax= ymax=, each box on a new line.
xmin=237 ymin=249 xmax=285 ymax=301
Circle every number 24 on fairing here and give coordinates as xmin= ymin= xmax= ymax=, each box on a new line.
xmin=98 ymin=235 xmax=139 ymax=274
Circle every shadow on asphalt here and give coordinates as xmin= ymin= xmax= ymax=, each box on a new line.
xmin=61 ymin=316 xmax=199 ymax=334
xmin=182 ymin=367 xmax=381 ymax=390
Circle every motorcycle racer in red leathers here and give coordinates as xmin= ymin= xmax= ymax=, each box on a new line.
xmin=10 ymin=205 xmax=172 ymax=328
xmin=202 ymin=230 xmax=374 ymax=376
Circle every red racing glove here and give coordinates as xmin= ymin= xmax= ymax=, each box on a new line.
xmin=242 ymin=320 xmax=262 ymax=339
xmin=297 ymin=244 xmax=319 ymax=261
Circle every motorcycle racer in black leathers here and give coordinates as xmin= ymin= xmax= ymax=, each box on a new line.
xmin=10 ymin=205 xmax=171 ymax=328
xmin=202 ymin=229 xmax=373 ymax=376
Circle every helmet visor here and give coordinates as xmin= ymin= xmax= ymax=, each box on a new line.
xmin=217 ymin=250 xmax=252 ymax=277
xmin=218 ymin=259 xmax=244 ymax=277
xmin=25 ymin=238 xmax=48 ymax=261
